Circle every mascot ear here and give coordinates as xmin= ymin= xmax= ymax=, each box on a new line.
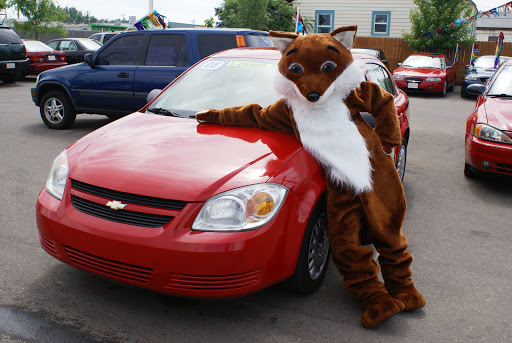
xmin=269 ymin=30 xmax=298 ymax=55
xmin=330 ymin=25 xmax=358 ymax=50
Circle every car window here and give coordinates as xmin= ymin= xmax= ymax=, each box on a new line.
xmin=47 ymin=41 xmax=60 ymax=50
xmin=445 ymin=58 xmax=452 ymax=67
xmin=197 ymin=34 xmax=238 ymax=59
xmin=402 ymin=55 xmax=442 ymax=69
xmin=23 ymin=40 xmax=53 ymax=52
xmin=89 ymin=34 xmax=101 ymax=42
xmin=96 ymin=35 xmax=145 ymax=66
xmin=60 ymin=40 xmax=77 ymax=51
xmin=104 ymin=34 xmax=117 ymax=43
xmin=487 ymin=65 xmax=512 ymax=96
xmin=0 ymin=27 xmax=22 ymax=44
xmin=366 ymin=63 xmax=395 ymax=95
xmin=244 ymin=33 xmax=273 ymax=47
xmin=79 ymin=39 xmax=101 ymax=50
xmin=149 ymin=57 xmax=281 ymax=116
xmin=145 ymin=34 xmax=188 ymax=67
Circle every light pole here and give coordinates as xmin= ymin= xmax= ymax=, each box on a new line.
xmin=149 ymin=0 xmax=153 ymax=13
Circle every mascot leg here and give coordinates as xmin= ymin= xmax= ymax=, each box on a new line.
xmin=325 ymin=181 xmax=404 ymax=329
xmin=360 ymin=175 xmax=425 ymax=312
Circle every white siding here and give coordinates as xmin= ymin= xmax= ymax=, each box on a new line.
xmin=293 ymin=0 xmax=417 ymax=38
xmin=476 ymin=29 xmax=512 ymax=42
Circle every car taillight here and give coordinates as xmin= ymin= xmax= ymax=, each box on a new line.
xmin=30 ymin=54 xmax=43 ymax=62
xmin=60 ymin=54 xmax=66 ymax=61
xmin=24 ymin=46 xmax=27 ymax=58
xmin=236 ymin=35 xmax=246 ymax=47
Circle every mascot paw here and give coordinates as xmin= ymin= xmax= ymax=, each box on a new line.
xmin=196 ymin=109 xmax=220 ymax=124
xmin=388 ymin=285 xmax=425 ymax=311
xmin=361 ymin=294 xmax=405 ymax=329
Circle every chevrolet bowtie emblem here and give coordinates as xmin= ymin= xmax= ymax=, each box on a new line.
xmin=106 ymin=200 xmax=126 ymax=210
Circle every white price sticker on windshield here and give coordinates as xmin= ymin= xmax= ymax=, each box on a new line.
xmin=200 ymin=60 xmax=227 ymax=71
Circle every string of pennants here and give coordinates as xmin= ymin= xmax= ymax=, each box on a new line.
xmin=134 ymin=10 xmax=167 ymax=30
xmin=418 ymin=1 xmax=512 ymax=39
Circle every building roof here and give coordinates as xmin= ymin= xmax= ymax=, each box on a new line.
xmin=476 ymin=16 xmax=512 ymax=29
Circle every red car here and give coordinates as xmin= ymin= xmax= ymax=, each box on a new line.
xmin=36 ymin=49 xmax=411 ymax=299
xmin=22 ymin=39 xmax=67 ymax=76
xmin=464 ymin=59 xmax=512 ymax=177
xmin=393 ymin=52 xmax=456 ymax=96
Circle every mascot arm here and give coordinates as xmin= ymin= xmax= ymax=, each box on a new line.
xmin=346 ymin=81 xmax=402 ymax=152
xmin=196 ymin=99 xmax=294 ymax=133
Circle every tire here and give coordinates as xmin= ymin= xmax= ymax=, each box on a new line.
xmin=396 ymin=138 xmax=408 ymax=182
xmin=449 ymin=78 xmax=455 ymax=92
xmin=464 ymin=163 xmax=476 ymax=178
xmin=40 ymin=90 xmax=76 ymax=129
xmin=461 ymin=86 xmax=469 ymax=98
xmin=439 ymin=81 xmax=447 ymax=97
xmin=281 ymin=199 xmax=330 ymax=294
xmin=0 ymin=72 xmax=19 ymax=84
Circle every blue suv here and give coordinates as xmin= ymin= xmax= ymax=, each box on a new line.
xmin=31 ymin=28 xmax=272 ymax=129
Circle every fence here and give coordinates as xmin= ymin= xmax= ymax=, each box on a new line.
xmin=15 ymin=30 xmax=99 ymax=43
xmin=354 ymin=36 xmax=512 ymax=84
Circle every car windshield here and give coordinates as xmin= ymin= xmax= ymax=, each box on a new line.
xmin=487 ymin=66 xmax=512 ymax=97
xmin=351 ymin=48 xmax=379 ymax=57
xmin=79 ymin=39 xmax=102 ymax=50
xmin=473 ymin=56 xmax=509 ymax=69
xmin=23 ymin=40 xmax=53 ymax=52
xmin=401 ymin=55 xmax=442 ymax=69
xmin=148 ymin=57 xmax=281 ymax=118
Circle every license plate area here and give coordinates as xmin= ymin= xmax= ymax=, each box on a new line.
xmin=47 ymin=55 xmax=56 ymax=61
xmin=6 ymin=63 xmax=15 ymax=69
xmin=408 ymin=82 xmax=419 ymax=89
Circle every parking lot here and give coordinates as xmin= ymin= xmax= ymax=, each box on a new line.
xmin=1 ymin=78 xmax=511 ymax=342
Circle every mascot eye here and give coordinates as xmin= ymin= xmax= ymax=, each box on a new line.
xmin=321 ymin=61 xmax=337 ymax=73
xmin=288 ymin=63 xmax=304 ymax=74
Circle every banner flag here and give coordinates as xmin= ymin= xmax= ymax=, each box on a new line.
xmin=494 ymin=31 xmax=505 ymax=68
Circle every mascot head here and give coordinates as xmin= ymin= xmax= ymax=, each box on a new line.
xmin=269 ymin=26 xmax=363 ymax=105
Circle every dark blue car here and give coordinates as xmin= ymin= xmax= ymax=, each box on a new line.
xmin=461 ymin=55 xmax=511 ymax=98
xmin=31 ymin=28 xmax=273 ymax=129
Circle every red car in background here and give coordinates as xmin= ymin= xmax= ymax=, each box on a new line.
xmin=393 ymin=52 xmax=456 ymax=96
xmin=36 ymin=49 xmax=410 ymax=299
xmin=22 ymin=39 xmax=67 ymax=76
xmin=464 ymin=59 xmax=512 ymax=177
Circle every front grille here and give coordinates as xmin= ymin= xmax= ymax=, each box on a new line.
xmin=72 ymin=180 xmax=187 ymax=210
xmin=405 ymin=77 xmax=423 ymax=84
xmin=165 ymin=270 xmax=262 ymax=292
xmin=64 ymin=246 xmax=153 ymax=284
xmin=72 ymin=195 xmax=173 ymax=227
xmin=496 ymin=163 xmax=512 ymax=175
xmin=39 ymin=234 xmax=59 ymax=258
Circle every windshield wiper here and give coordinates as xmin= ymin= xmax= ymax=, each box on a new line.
xmin=146 ymin=107 xmax=182 ymax=117
xmin=487 ymin=93 xmax=512 ymax=98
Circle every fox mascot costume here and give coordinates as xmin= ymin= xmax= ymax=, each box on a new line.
xmin=196 ymin=26 xmax=425 ymax=328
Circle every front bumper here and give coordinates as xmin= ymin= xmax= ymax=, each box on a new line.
xmin=36 ymin=183 xmax=311 ymax=299
xmin=465 ymin=133 xmax=512 ymax=175
xmin=395 ymin=78 xmax=445 ymax=93
xmin=0 ymin=58 xmax=29 ymax=74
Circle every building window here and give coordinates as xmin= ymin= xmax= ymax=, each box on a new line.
xmin=315 ymin=10 xmax=334 ymax=33
xmin=372 ymin=11 xmax=391 ymax=36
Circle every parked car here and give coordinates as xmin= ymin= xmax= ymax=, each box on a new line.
xmin=45 ymin=38 xmax=102 ymax=64
xmin=31 ymin=28 xmax=274 ymax=129
xmin=461 ymin=55 xmax=511 ymax=98
xmin=351 ymin=47 xmax=389 ymax=69
xmin=88 ymin=31 xmax=122 ymax=45
xmin=464 ymin=59 xmax=512 ymax=177
xmin=36 ymin=48 xmax=411 ymax=299
xmin=393 ymin=52 xmax=456 ymax=96
xmin=21 ymin=39 xmax=67 ymax=76
xmin=0 ymin=25 xmax=29 ymax=83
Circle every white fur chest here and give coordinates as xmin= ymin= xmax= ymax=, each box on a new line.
xmin=292 ymin=99 xmax=373 ymax=194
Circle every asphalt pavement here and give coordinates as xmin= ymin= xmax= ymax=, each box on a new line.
xmin=1 ymin=79 xmax=511 ymax=342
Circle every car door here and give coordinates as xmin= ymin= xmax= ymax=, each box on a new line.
xmin=75 ymin=34 xmax=146 ymax=112
xmin=58 ymin=40 xmax=82 ymax=64
xmin=133 ymin=32 xmax=190 ymax=109
xmin=445 ymin=57 xmax=455 ymax=86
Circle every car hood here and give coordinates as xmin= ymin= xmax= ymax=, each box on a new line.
xmin=394 ymin=67 xmax=444 ymax=77
xmin=464 ymin=67 xmax=496 ymax=78
xmin=69 ymin=112 xmax=303 ymax=202
xmin=483 ymin=97 xmax=512 ymax=132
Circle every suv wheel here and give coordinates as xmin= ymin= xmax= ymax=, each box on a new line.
xmin=40 ymin=90 xmax=76 ymax=129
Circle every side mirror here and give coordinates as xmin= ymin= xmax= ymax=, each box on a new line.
xmin=397 ymin=63 xmax=402 ymax=66
xmin=84 ymin=53 xmax=95 ymax=68
xmin=466 ymin=83 xmax=486 ymax=96
xmin=146 ymin=89 xmax=162 ymax=103
xmin=465 ymin=65 xmax=470 ymax=69
xmin=447 ymin=66 xmax=453 ymax=69
xmin=382 ymin=59 xmax=388 ymax=64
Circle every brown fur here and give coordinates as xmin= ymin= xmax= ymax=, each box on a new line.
xmin=196 ymin=26 xmax=424 ymax=328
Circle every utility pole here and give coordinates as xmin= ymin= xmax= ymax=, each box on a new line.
xmin=149 ymin=0 xmax=153 ymax=13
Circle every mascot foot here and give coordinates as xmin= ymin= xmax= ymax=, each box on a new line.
xmin=388 ymin=285 xmax=425 ymax=311
xmin=361 ymin=294 xmax=405 ymax=329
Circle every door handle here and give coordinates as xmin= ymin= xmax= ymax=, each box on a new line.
xmin=118 ymin=72 xmax=129 ymax=78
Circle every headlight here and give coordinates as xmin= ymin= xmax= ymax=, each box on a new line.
xmin=192 ymin=184 xmax=288 ymax=231
xmin=426 ymin=77 xmax=441 ymax=81
xmin=45 ymin=150 xmax=69 ymax=200
xmin=35 ymin=73 xmax=41 ymax=85
xmin=464 ymin=74 xmax=478 ymax=81
xmin=474 ymin=124 xmax=512 ymax=144
xmin=393 ymin=74 xmax=403 ymax=79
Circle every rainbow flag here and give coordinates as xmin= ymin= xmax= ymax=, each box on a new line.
xmin=134 ymin=10 xmax=167 ymax=30
xmin=454 ymin=43 xmax=460 ymax=63
xmin=494 ymin=31 xmax=504 ymax=68
xmin=470 ymin=43 xmax=478 ymax=66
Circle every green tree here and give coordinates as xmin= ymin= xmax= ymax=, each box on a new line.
xmin=403 ymin=0 xmax=475 ymax=52
xmin=215 ymin=0 xmax=295 ymax=32
xmin=204 ymin=17 xmax=215 ymax=27
xmin=10 ymin=0 xmax=67 ymax=40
